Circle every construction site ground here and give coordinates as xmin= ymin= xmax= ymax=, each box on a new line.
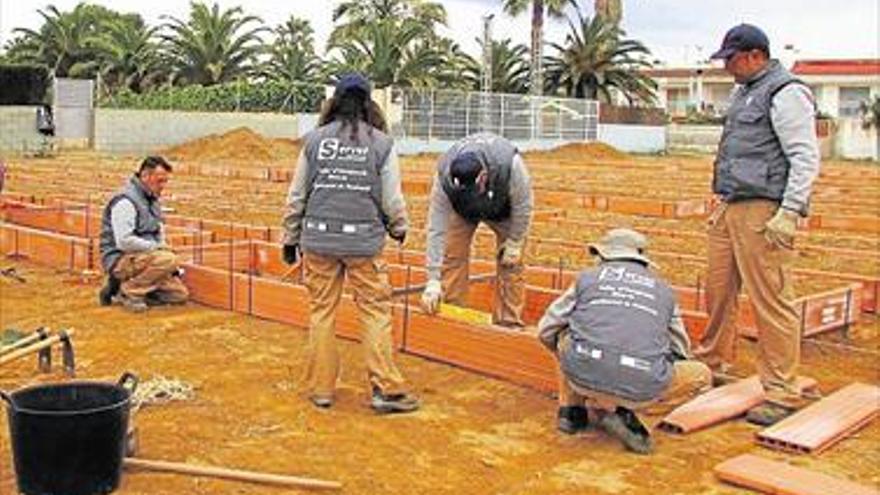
xmin=1 ymin=137 xmax=878 ymax=494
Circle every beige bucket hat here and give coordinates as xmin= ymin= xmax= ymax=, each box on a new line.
xmin=588 ymin=228 xmax=653 ymax=266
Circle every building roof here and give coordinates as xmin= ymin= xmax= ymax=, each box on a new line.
xmin=791 ymin=59 xmax=880 ymax=76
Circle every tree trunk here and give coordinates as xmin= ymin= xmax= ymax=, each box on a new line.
xmin=529 ymin=0 xmax=544 ymax=96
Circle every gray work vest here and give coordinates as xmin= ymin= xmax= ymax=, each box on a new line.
xmin=714 ymin=60 xmax=807 ymax=203
xmin=99 ymin=176 xmax=164 ymax=272
xmin=560 ymin=261 xmax=676 ymax=402
xmin=438 ymin=133 xmax=517 ymax=223
xmin=300 ymin=121 xmax=393 ymax=257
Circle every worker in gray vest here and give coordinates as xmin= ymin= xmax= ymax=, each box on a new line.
xmin=538 ymin=229 xmax=711 ymax=454
xmin=421 ymin=133 xmax=533 ymax=327
xmin=281 ymin=73 xmax=418 ymax=413
xmin=98 ymin=156 xmax=188 ymax=312
xmin=695 ymin=24 xmax=820 ymax=425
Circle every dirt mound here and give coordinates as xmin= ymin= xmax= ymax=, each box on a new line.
xmin=530 ymin=141 xmax=628 ymax=160
xmin=163 ymin=127 xmax=301 ymax=164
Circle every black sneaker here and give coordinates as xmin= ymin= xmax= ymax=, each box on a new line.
xmin=309 ymin=396 xmax=333 ymax=409
xmin=599 ymin=407 xmax=654 ymax=455
xmin=557 ymin=406 xmax=590 ymax=435
xmin=371 ymin=387 xmax=420 ymax=414
xmin=98 ymin=275 xmax=120 ymax=306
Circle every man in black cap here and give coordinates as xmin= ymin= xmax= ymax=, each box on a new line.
xmin=421 ymin=133 xmax=533 ymax=328
xmin=695 ymin=23 xmax=820 ymax=425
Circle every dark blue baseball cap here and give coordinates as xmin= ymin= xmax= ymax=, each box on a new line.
xmin=449 ymin=151 xmax=484 ymax=186
xmin=334 ymin=73 xmax=371 ymax=98
xmin=710 ymin=23 xmax=770 ymax=60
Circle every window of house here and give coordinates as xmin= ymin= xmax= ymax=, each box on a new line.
xmin=839 ymin=87 xmax=870 ymax=118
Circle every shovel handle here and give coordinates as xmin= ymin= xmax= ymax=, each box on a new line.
xmin=124 ymin=457 xmax=341 ymax=490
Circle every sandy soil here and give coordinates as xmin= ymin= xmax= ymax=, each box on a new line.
xmin=1 ymin=263 xmax=878 ymax=495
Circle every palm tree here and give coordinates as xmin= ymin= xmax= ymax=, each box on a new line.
xmin=85 ymin=16 xmax=163 ymax=92
xmin=462 ymin=38 xmax=530 ymax=94
xmin=263 ymin=16 xmax=323 ymax=84
xmin=594 ymin=0 xmax=622 ymax=24
xmin=162 ymin=2 xmax=268 ymax=86
xmin=501 ymin=0 xmax=570 ymax=96
xmin=10 ymin=4 xmax=98 ymax=76
xmin=331 ymin=0 xmax=447 ymax=45
xmin=543 ymin=12 xmax=656 ymax=104
xmin=327 ymin=18 xmax=446 ymax=88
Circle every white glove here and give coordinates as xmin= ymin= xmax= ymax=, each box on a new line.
xmin=420 ymin=279 xmax=442 ymax=315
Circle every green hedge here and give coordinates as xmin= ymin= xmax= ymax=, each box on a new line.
xmin=99 ymin=80 xmax=324 ymax=114
xmin=0 ymin=64 xmax=51 ymax=105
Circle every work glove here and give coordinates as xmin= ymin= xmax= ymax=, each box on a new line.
xmin=282 ymin=244 xmax=301 ymax=265
xmin=420 ymin=279 xmax=442 ymax=315
xmin=763 ymin=208 xmax=799 ymax=249
xmin=499 ymin=239 xmax=523 ymax=268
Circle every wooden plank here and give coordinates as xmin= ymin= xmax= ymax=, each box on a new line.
xmin=715 ymin=454 xmax=878 ymax=495
xmin=757 ymin=383 xmax=880 ymax=454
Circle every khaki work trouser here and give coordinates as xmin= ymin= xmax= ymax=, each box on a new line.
xmin=696 ymin=199 xmax=802 ymax=403
xmin=442 ymin=212 xmax=525 ymax=327
xmin=557 ymin=335 xmax=712 ymax=416
xmin=303 ymin=252 xmax=408 ymax=400
xmin=112 ymin=249 xmax=189 ymax=302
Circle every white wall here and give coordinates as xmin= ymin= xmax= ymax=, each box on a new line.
xmin=836 ymin=118 xmax=879 ymax=160
xmin=598 ymin=124 xmax=666 ymax=153
xmin=0 ymin=106 xmax=45 ymax=153
xmin=93 ymin=108 xmax=300 ymax=154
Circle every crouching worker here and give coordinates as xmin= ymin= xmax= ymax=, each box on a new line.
xmin=281 ymin=73 xmax=418 ymax=413
xmin=537 ymin=229 xmax=711 ymax=454
xmin=99 ymin=156 xmax=188 ymax=312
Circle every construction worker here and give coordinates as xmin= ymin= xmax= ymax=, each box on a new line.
xmin=421 ymin=133 xmax=533 ymax=327
xmin=538 ymin=229 xmax=711 ymax=454
xmin=99 ymin=156 xmax=188 ymax=312
xmin=281 ymin=73 xmax=418 ymax=413
xmin=695 ymin=24 xmax=820 ymax=425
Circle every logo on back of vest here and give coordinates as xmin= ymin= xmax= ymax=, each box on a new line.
xmin=318 ymin=138 xmax=369 ymax=162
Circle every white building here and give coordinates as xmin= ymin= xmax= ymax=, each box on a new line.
xmin=649 ymin=59 xmax=880 ymax=159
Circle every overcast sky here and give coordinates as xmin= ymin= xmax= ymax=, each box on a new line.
xmin=1 ymin=0 xmax=877 ymax=65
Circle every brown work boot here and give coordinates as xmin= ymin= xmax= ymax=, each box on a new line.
xmin=746 ymin=402 xmax=797 ymax=426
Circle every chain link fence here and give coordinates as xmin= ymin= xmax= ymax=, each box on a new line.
xmin=390 ymin=88 xmax=599 ymax=142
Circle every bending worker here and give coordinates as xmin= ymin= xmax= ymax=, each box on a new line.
xmin=421 ymin=133 xmax=533 ymax=328
xmin=538 ymin=229 xmax=711 ymax=454
xmin=281 ymin=73 xmax=419 ymax=413
xmin=99 ymin=156 xmax=189 ymax=312
xmin=695 ymin=24 xmax=820 ymax=425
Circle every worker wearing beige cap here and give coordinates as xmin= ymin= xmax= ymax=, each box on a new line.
xmin=538 ymin=229 xmax=711 ymax=454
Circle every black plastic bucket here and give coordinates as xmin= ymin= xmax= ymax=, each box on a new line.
xmin=1 ymin=373 xmax=137 ymax=495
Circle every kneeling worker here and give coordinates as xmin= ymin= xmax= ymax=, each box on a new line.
xmin=538 ymin=229 xmax=711 ymax=454
xmin=421 ymin=133 xmax=533 ymax=327
xmin=99 ymin=156 xmax=188 ymax=312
